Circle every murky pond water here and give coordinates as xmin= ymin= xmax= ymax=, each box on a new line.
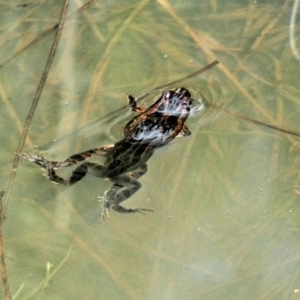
xmin=1 ymin=1 xmax=300 ymax=299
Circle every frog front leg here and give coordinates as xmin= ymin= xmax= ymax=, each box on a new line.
xmin=127 ymin=94 xmax=147 ymax=113
xmin=101 ymin=164 xmax=152 ymax=219
xmin=181 ymin=124 xmax=191 ymax=136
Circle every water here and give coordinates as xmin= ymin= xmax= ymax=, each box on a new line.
xmin=1 ymin=1 xmax=300 ymax=299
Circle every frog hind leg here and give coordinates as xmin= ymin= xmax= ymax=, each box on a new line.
xmin=37 ymin=161 xmax=106 ymax=186
xmin=58 ymin=161 xmax=109 ymax=185
xmin=22 ymin=147 xmax=110 ymax=185
xmin=101 ymin=164 xmax=153 ymax=219
xmin=22 ymin=146 xmax=110 ymax=169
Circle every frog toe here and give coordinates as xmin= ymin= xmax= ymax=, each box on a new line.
xmin=112 ymin=204 xmax=153 ymax=215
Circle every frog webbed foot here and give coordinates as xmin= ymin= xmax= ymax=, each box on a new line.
xmin=100 ymin=182 xmax=153 ymax=221
xmin=21 ymin=154 xmax=51 ymax=169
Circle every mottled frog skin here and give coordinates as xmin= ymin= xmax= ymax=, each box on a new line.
xmin=22 ymin=87 xmax=194 ymax=219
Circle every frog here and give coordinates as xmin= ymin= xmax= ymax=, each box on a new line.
xmin=22 ymin=87 xmax=194 ymax=220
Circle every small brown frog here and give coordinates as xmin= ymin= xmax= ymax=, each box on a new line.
xmin=22 ymin=87 xmax=194 ymax=219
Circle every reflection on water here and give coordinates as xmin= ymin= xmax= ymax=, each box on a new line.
xmin=1 ymin=1 xmax=300 ymax=299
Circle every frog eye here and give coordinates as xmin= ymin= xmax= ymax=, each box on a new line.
xmin=163 ymin=91 xmax=171 ymax=99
